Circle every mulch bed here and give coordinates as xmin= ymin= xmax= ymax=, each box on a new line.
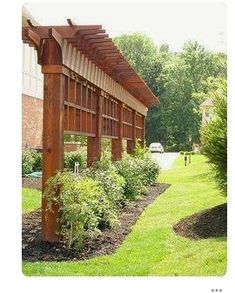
xmin=22 ymin=183 xmax=170 ymax=262
xmin=22 ymin=177 xmax=42 ymax=190
xmin=173 ymin=203 xmax=227 ymax=240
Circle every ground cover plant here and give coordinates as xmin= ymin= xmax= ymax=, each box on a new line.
xmin=23 ymin=155 xmax=226 ymax=276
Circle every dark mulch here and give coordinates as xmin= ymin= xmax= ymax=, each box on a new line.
xmin=22 ymin=183 xmax=170 ymax=262
xmin=173 ymin=203 xmax=227 ymax=240
xmin=22 ymin=177 xmax=42 ymax=190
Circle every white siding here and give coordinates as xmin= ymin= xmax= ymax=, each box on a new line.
xmin=22 ymin=44 xmax=43 ymax=99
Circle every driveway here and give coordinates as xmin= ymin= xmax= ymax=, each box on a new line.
xmin=151 ymin=152 xmax=179 ymax=170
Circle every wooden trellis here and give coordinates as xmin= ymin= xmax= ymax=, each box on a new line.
xmin=22 ymin=21 xmax=159 ymax=242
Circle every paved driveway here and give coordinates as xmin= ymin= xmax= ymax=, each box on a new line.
xmin=151 ymin=152 xmax=179 ymax=170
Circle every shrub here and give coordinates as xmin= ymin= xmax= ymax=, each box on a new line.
xmin=44 ymin=144 xmax=161 ymax=249
xmin=88 ymin=154 xmax=126 ymax=207
xmin=201 ymin=79 xmax=227 ymax=194
xmin=134 ymin=142 xmax=161 ymax=185
xmin=31 ymin=150 xmax=42 ymax=171
xmin=22 ymin=149 xmax=35 ymax=175
xmin=44 ymin=172 xmax=119 ymax=249
xmin=191 ymin=151 xmax=195 ymax=155
xmin=179 ymin=151 xmax=184 ymax=155
xmin=22 ymin=149 xmax=42 ymax=175
xmin=115 ymin=153 xmax=147 ymax=200
xmin=64 ymin=151 xmax=86 ymax=171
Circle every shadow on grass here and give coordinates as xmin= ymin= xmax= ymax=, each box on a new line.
xmin=188 ymin=170 xmax=214 ymax=183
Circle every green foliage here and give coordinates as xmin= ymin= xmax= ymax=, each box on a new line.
xmin=115 ymin=146 xmax=160 ymax=200
xmin=83 ymin=152 xmax=126 ymax=223
xmin=64 ymin=151 xmax=86 ymax=170
xmin=201 ymin=79 xmax=227 ymax=194
xmin=115 ymin=153 xmax=145 ymax=200
xmin=44 ymin=144 xmax=160 ymax=249
xmin=31 ymin=150 xmax=42 ymax=171
xmin=44 ymin=172 xmax=118 ymax=249
xmin=114 ymin=33 xmax=157 ymax=81
xmin=179 ymin=151 xmax=184 ymax=155
xmin=22 ymin=149 xmax=34 ymax=175
xmin=133 ymin=142 xmax=161 ymax=185
xmin=22 ymin=149 xmax=42 ymax=175
xmin=64 ymin=134 xmax=87 ymax=145
xmin=114 ymin=33 xmax=227 ymax=150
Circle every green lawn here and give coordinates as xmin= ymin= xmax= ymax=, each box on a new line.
xmin=22 ymin=188 xmax=41 ymax=214
xmin=22 ymin=155 xmax=226 ymax=276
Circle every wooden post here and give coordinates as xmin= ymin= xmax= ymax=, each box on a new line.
xmin=127 ymin=110 xmax=136 ymax=154
xmin=112 ymin=102 xmax=123 ymax=161
xmin=87 ymin=89 xmax=102 ymax=166
xmin=41 ymin=39 xmax=64 ymax=242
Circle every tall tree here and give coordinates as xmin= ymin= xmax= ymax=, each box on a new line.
xmin=114 ymin=33 xmax=157 ymax=81
xmin=114 ymin=34 xmax=227 ymax=150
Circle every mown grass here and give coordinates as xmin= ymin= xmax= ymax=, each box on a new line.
xmin=22 ymin=155 xmax=226 ymax=276
xmin=22 ymin=188 xmax=41 ymax=214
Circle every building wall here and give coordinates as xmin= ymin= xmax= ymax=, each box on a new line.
xmin=22 ymin=43 xmax=43 ymax=99
xmin=22 ymin=43 xmax=43 ymax=148
xmin=22 ymin=94 xmax=43 ymax=148
xmin=201 ymin=107 xmax=214 ymax=125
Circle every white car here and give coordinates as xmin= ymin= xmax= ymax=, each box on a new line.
xmin=149 ymin=142 xmax=164 ymax=153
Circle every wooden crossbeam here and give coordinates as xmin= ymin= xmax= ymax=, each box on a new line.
xmin=49 ymin=28 xmax=63 ymax=46
xmin=83 ymin=34 xmax=109 ymax=41
xmin=23 ymin=28 xmax=41 ymax=48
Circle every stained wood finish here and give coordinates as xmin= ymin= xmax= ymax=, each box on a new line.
xmin=41 ymin=39 xmax=65 ymax=242
xmin=22 ymin=24 xmax=156 ymax=244
xmin=42 ymin=73 xmax=65 ymax=242
xmin=112 ymin=102 xmax=123 ymax=161
xmin=87 ymin=90 xmax=102 ymax=167
xmin=22 ymin=25 xmax=159 ymax=113
xmin=126 ymin=110 xmax=136 ymax=154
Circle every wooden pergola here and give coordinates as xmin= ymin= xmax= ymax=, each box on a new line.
xmin=22 ymin=20 xmax=159 ymax=242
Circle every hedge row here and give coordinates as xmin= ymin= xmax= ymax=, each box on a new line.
xmin=22 ymin=149 xmax=86 ymax=176
xmin=44 ymin=145 xmax=161 ymax=250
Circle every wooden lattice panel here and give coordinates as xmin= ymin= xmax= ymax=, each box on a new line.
xmin=122 ymin=105 xmax=133 ymax=140
xmin=64 ymin=74 xmax=97 ymax=137
xmin=136 ymin=113 xmax=144 ymax=140
xmin=101 ymin=94 xmax=119 ymax=138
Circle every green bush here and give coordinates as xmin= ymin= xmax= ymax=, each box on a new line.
xmin=64 ymin=151 xmax=86 ymax=170
xmin=179 ymin=151 xmax=185 ymax=155
xmin=44 ymin=144 xmax=161 ymax=249
xmin=201 ymin=80 xmax=227 ymax=194
xmin=22 ymin=149 xmax=35 ymax=175
xmin=134 ymin=142 xmax=161 ymax=185
xmin=44 ymin=172 xmax=118 ymax=249
xmin=22 ymin=149 xmax=42 ymax=175
xmin=191 ymin=151 xmax=195 ymax=155
xmin=31 ymin=150 xmax=42 ymax=171
xmin=83 ymin=151 xmax=126 ymax=222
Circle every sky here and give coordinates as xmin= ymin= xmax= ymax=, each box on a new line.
xmin=24 ymin=2 xmax=226 ymax=53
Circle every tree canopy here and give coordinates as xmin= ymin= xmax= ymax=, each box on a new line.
xmin=114 ymin=34 xmax=227 ymax=151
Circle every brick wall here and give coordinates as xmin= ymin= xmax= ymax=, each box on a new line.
xmin=22 ymin=94 xmax=43 ymax=148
